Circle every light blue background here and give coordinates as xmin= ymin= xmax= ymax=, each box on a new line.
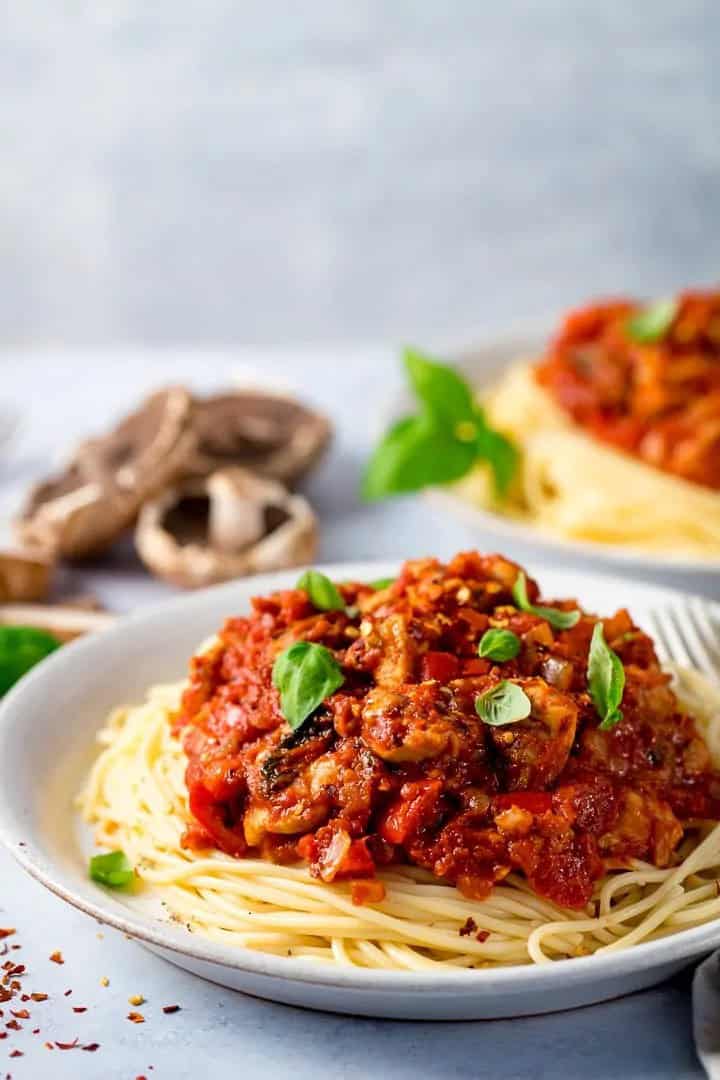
xmin=2 ymin=1 xmax=720 ymax=345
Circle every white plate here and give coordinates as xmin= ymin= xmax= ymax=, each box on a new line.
xmin=390 ymin=333 xmax=720 ymax=581
xmin=1 ymin=561 xmax=719 ymax=1020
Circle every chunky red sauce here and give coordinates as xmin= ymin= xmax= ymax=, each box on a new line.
xmin=535 ymin=290 xmax=720 ymax=490
xmin=175 ymin=553 xmax=720 ymax=910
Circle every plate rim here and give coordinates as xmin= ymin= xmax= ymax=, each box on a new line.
xmin=1 ymin=559 xmax=720 ymax=993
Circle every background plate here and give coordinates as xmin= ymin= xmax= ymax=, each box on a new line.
xmin=389 ymin=333 xmax=720 ymax=593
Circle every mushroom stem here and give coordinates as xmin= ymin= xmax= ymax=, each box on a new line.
xmin=207 ymin=471 xmax=267 ymax=553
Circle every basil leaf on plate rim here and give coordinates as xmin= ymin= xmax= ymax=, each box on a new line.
xmin=626 ymin=298 xmax=678 ymax=344
xmin=296 ymin=569 xmax=345 ymax=612
xmin=362 ymin=348 xmax=519 ymax=502
xmin=0 ymin=625 xmax=61 ymax=696
xmin=272 ymin=641 xmax=345 ymax=731
xmin=478 ymin=628 xmax=521 ymax=662
xmin=89 ymin=850 xmax=135 ymax=888
xmin=475 ymin=681 xmax=531 ymax=727
xmin=512 ymin=571 xmax=580 ymax=631
xmin=587 ymin=621 xmax=626 ymax=730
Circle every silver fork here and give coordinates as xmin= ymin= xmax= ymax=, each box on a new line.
xmin=644 ymin=598 xmax=720 ymax=683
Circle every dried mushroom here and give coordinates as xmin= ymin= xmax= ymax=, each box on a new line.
xmin=16 ymin=388 xmax=196 ymax=559
xmin=135 ymin=467 xmax=317 ymax=588
xmin=0 ymin=548 xmax=54 ymax=603
xmin=187 ymin=391 xmax=332 ymax=486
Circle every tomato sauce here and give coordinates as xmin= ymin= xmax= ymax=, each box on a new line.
xmin=535 ymin=290 xmax=720 ymax=489
xmin=176 ymin=553 xmax=720 ymax=910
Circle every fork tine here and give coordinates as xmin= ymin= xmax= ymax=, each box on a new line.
xmin=687 ymin=598 xmax=720 ymax=664
xmin=669 ymin=601 xmax=720 ymax=681
xmin=643 ymin=609 xmax=677 ymax=667
xmin=662 ymin=605 xmax=715 ymax=680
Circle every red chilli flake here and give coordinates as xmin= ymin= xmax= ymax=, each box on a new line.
xmin=72 ymin=1007 xmax=87 ymax=1014
xmin=162 ymin=1005 xmax=180 ymax=1014
xmin=44 ymin=1042 xmax=54 ymax=1050
xmin=10 ymin=1011 xmax=29 ymax=1020
xmin=476 ymin=929 xmax=490 ymax=943
xmin=9 ymin=1050 xmax=22 ymax=1058
xmin=55 ymin=1039 xmax=79 ymax=1050
xmin=5 ymin=1022 xmax=21 ymax=1032
xmin=459 ymin=917 xmax=477 ymax=938
xmin=49 ymin=952 xmax=64 ymax=965
xmin=0 ymin=1034 xmax=6 ymax=1040
xmin=63 ymin=990 xmax=72 ymax=998
xmin=127 ymin=1012 xmax=145 ymax=1024
xmin=30 ymin=993 xmax=48 ymax=1003
xmin=82 ymin=1043 xmax=100 ymax=1052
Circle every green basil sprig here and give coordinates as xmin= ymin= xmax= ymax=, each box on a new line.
xmin=370 ymin=577 xmax=396 ymax=591
xmin=587 ymin=622 xmax=625 ymax=730
xmin=626 ymin=298 xmax=677 ymax=344
xmin=478 ymin=628 xmax=521 ymax=662
xmin=362 ymin=349 xmax=518 ymax=501
xmin=475 ymin=681 xmax=531 ymax=726
xmin=512 ymin=571 xmax=580 ymax=631
xmin=296 ymin=569 xmax=345 ymax=612
xmin=0 ymin=626 xmax=61 ymax=696
xmin=272 ymin=641 xmax=345 ymax=731
xmin=89 ymin=850 xmax=134 ymax=888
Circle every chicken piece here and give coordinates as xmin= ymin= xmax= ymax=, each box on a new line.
xmin=599 ymin=789 xmax=682 ymax=866
xmin=374 ymin=612 xmax=417 ymax=686
xmin=488 ymin=677 xmax=577 ymax=789
xmin=361 ymin=683 xmax=467 ymax=763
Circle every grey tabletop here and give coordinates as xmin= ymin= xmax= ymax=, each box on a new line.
xmin=0 ymin=348 xmax=712 ymax=1078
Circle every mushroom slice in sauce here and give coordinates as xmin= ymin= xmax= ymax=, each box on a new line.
xmin=135 ymin=466 xmax=318 ymax=588
xmin=187 ymin=391 xmax=332 ymax=486
xmin=16 ymin=388 xmax=196 ymax=559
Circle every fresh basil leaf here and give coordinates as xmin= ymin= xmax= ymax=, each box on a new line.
xmin=362 ymin=350 xmax=518 ymax=502
xmin=0 ymin=626 xmax=61 ymax=696
xmin=475 ymin=681 xmax=531 ymax=726
xmin=296 ymin=569 xmax=345 ymax=612
xmin=369 ymin=577 xmax=395 ymax=591
xmin=512 ymin=571 xmax=580 ymax=630
xmin=403 ymin=347 xmax=476 ymax=425
xmin=478 ymin=628 xmax=521 ymax=662
xmin=476 ymin=416 xmax=520 ymax=498
xmin=361 ymin=414 xmax=477 ymax=500
xmin=626 ymin=298 xmax=677 ymax=344
xmin=89 ymin=850 xmax=134 ymax=888
xmin=272 ymin=641 xmax=345 ymax=731
xmin=587 ymin=621 xmax=625 ymax=730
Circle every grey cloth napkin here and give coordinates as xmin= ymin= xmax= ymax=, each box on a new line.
xmin=694 ymin=953 xmax=720 ymax=1077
